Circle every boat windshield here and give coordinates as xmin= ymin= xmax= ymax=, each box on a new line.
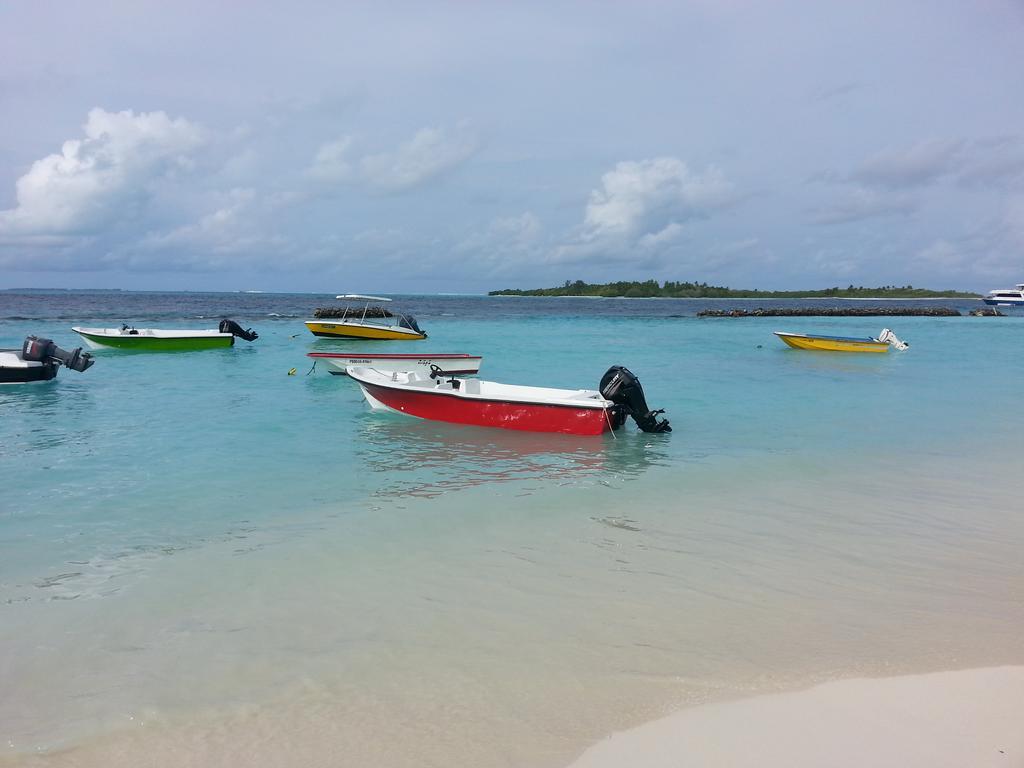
xmin=397 ymin=314 xmax=423 ymax=334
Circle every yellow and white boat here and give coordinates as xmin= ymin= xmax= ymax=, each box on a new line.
xmin=774 ymin=329 xmax=908 ymax=353
xmin=305 ymin=295 xmax=427 ymax=341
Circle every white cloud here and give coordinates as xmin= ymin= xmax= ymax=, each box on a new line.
xmin=956 ymin=136 xmax=1024 ymax=187
xmin=581 ymin=157 xmax=733 ymax=242
xmin=334 ymin=226 xmax=454 ymax=279
xmin=911 ymin=198 xmax=1024 ymax=279
xmin=715 ymin=237 xmax=759 ymax=255
xmin=455 ymin=212 xmax=544 ymax=273
xmin=811 ymin=186 xmax=915 ymax=225
xmin=1001 ymin=196 xmax=1024 ymax=246
xmin=485 ymin=212 xmax=542 ymax=246
xmin=127 ymin=187 xmax=315 ymax=272
xmin=816 ymin=135 xmax=1024 ymax=196
xmin=808 ymin=136 xmax=1024 ymax=237
xmin=306 ymin=136 xmax=355 ymax=182
xmin=976 ymin=195 xmax=1024 ymax=273
xmin=0 ymin=108 xmax=205 ymax=236
xmin=913 ymin=239 xmax=964 ymax=271
xmin=360 ymin=124 xmax=480 ymax=192
xmin=696 ymin=237 xmax=777 ymax=271
xmin=638 ymin=222 xmax=683 ymax=249
xmin=550 ymin=157 xmax=734 ymax=265
xmin=140 ymin=188 xmax=256 ymax=252
xmin=852 ymin=138 xmax=963 ymax=189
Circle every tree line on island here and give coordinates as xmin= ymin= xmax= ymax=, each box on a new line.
xmin=489 ymin=280 xmax=979 ymax=299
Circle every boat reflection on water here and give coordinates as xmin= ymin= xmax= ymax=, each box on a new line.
xmin=354 ymin=416 xmax=669 ymax=498
xmin=776 ymin=341 xmax=904 ymax=378
xmin=0 ymin=378 xmax=96 ymax=454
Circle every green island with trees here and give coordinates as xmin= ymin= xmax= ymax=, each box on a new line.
xmin=489 ymin=280 xmax=979 ymax=299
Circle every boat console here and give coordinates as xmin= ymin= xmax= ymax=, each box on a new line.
xmin=599 ymin=366 xmax=672 ymax=433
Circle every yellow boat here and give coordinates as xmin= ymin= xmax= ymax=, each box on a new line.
xmin=305 ymin=295 xmax=426 ymax=341
xmin=773 ymin=331 xmax=901 ymax=353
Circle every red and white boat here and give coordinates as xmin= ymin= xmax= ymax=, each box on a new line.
xmin=346 ymin=365 xmax=671 ymax=436
xmin=307 ymin=352 xmax=482 ymax=376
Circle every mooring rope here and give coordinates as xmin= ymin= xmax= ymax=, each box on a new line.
xmin=603 ymin=406 xmax=617 ymax=439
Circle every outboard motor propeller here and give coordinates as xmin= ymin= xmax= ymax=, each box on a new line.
xmin=21 ymin=336 xmax=94 ymax=373
xmin=599 ymin=366 xmax=671 ymax=433
xmin=219 ymin=318 xmax=259 ymax=342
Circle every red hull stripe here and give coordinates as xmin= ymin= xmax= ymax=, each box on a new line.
xmin=329 ymin=368 xmax=478 ymax=376
xmin=307 ymin=353 xmax=479 ymax=360
xmin=361 ymin=381 xmax=611 ymax=436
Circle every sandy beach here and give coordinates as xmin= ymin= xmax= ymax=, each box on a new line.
xmin=570 ymin=666 xmax=1024 ymax=768
xmin=7 ymin=667 xmax=1022 ymax=768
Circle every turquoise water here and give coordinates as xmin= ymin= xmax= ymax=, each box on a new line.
xmin=1 ymin=293 xmax=1023 ymax=766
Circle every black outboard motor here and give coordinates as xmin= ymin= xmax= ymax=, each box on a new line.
xmin=600 ymin=366 xmax=671 ymax=433
xmin=22 ymin=336 xmax=95 ymax=373
xmin=219 ymin=318 xmax=259 ymax=342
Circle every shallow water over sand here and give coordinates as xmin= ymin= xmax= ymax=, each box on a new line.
xmin=4 ymin=450 xmax=1024 ymax=767
xmin=2 ymin=293 xmax=1023 ymax=766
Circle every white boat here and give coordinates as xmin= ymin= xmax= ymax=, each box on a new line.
xmin=72 ymin=320 xmax=258 ymax=351
xmin=307 ymin=352 xmax=482 ymax=376
xmin=0 ymin=337 xmax=94 ymax=384
xmin=346 ymin=365 xmax=671 ymax=435
xmin=982 ymin=284 xmax=1024 ymax=306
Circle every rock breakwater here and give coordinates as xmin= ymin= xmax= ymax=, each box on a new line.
xmin=697 ymin=307 xmax=961 ymax=317
xmin=313 ymin=306 xmax=393 ymax=319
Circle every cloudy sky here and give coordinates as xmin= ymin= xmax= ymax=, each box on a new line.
xmin=1 ymin=1 xmax=1022 ymax=292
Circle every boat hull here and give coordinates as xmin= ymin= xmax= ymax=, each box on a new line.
xmin=347 ymin=368 xmax=613 ymax=435
xmin=357 ymin=381 xmax=612 ymax=435
xmin=983 ymin=298 xmax=1024 ymax=306
xmin=76 ymin=333 xmax=233 ymax=350
xmin=774 ymin=332 xmax=889 ymax=353
xmin=0 ymin=352 xmax=58 ymax=384
xmin=305 ymin=321 xmax=426 ymax=341
xmin=307 ymin=353 xmax=482 ymax=375
xmin=73 ymin=328 xmax=234 ymax=351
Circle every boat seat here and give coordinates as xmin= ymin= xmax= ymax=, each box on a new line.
xmin=462 ymin=379 xmax=481 ymax=395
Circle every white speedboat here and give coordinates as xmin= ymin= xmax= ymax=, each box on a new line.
xmin=982 ymin=284 xmax=1024 ymax=306
xmin=307 ymin=352 xmax=482 ymax=376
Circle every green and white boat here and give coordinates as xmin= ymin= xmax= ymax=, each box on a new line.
xmin=72 ymin=320 xmax=258 ymax=351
